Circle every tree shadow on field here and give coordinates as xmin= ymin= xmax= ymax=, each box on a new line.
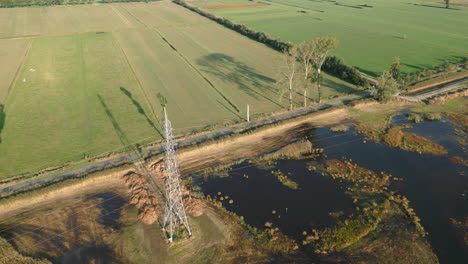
xmin=403 ymin=63 xmax=425 ymax=71
xmin=354 ymin=66 xmax=380 ymax=78
xmin=0 ymin=104 xmax=5 ymax=144
xmin=322 ymin=78 xmax=358 ymax=95
xmin=119 ymin=87 xmax=162 ymax=137
xmin=0 ymin=223 xmax=68 ymax=259
xmin=97 ymin=94 xmax=131 ymax=148
xmin=406 ymin=3 xmax=460 ymax=10
xmin=197 ymin=53 xmax=284 ymax=108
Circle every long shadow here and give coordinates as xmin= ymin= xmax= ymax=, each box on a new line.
xmin=97 ymin=94 xmax=131 ymax=148
xmin=0 ymin=104 xmax=5 ymax=143
xmin=119 ymin=87 xmax=163 ymax=137
xmin=403 ymin=63 xmax=425 ymax=71
xmin=407 ymin=3 xmax=460 ymax=10
xmin=91 ymin=192 xmax=126 ymax=230
xmin=354 ymin=66 xmax=380 ymax=78
xmin=217 ymin=100 xmax=243 ymax=119
xmin=322 ymin=78 xmax=358 ymax=95
xmin=0 ymin=223 xmax=68 ymax=259
xmin=197 ymin=53 xmax=285 ymax=108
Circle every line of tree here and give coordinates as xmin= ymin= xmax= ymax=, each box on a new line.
xmin=0 ymin=0 xmax=157 ymax=8
xmin=173 ymin=0 xmax=368 ymax=87
xmin=173 ymin=0 xmax=292 ymax=51
xmin=278 ymin=37 xmax=343 ymax=110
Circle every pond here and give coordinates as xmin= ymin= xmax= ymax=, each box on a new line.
xmin=196 ymin=115 xmax=467 ymax=264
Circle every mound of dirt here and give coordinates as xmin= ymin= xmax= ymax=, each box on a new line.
xmin=122 ymin=172 xmax=160 ymax=225
xmin=150 ymin=160 xmax=204 ymax=217
xmin=428 ymin=89 xmax=468 ymax=105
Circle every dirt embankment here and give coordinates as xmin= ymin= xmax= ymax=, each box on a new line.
xmin=153 ymin=107 xmax=349 ymax=176
xmin=0 ymin=170 xmax=128 ymax=220
xmin=406 ymin=70 xmax=468 ymax=95
xmin=428 ymin=89 xmax=468 ymax=105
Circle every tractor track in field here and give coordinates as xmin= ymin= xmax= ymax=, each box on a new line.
xmin=0 ymin=92 xmax=368 ymax=196
xmin=154 ymin=28 xmax=241 ymax=113
xmin=1 ymin=39 xmax=32 ymax=104
xmin=120 ymin=3 xmax=241 ymax=114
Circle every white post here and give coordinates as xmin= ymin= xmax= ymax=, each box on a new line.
xmin=247 ymin=104 xmax=250 ymax=122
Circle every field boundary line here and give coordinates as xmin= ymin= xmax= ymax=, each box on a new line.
xmin=151 ymin=27 xmax=240 ymax=113
xmin=110 ymin=32 xmax=162 ymax=132
xmin=0 ymin=34 xmax=40 ymax=40
xmin=2 ymin=39 xmax=33 ymax=105
xmin=77 ymin=34 xmax=93 ymax=144
xmin=119 ymin=4 xmax=148 ymax=28
xmin=110 ymin=5 xmax=132 ymax=27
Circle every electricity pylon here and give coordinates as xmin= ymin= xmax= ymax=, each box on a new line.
xmin=162 ymin=108 xmax=191 ymax=242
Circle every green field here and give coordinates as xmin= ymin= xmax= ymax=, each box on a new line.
xmin=191 ymin=0 xmax=468 ymax=76
xmin=0 ymin=1 xmax=357 ymax=178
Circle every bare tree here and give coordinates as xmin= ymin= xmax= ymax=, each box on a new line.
xmin=310 ymin=37 xmax=338 ymax=102
xmin=297 ymin=40 xmax=315 ymax=106
xmin=278 ymin=47 xmax=299 ymax=111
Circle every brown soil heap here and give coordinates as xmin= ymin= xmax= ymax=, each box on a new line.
xmin=122 ymin=172 xmax=160 ymax=224
xmin=151 ymin=160 xmax=204 ymax=217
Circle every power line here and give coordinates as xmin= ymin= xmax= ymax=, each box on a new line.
xmin=0 ymin=191 xmax=125 ymax=235
xmin=9 ymin=206 xmax=125 ymax=255
xmin=0 ymin=114 xmax=410 ymax=224
xmin=0 ymin=114 xmax=449 ymax=227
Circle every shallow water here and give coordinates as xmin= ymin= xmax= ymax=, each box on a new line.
xmin=197 ymin=159 xmax=354 ymax=237
xmin=197 ymin=115 xmax=468 ymax=263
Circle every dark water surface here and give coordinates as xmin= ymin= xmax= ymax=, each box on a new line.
xmin=196 ymin=116 xmax=467 ymax=264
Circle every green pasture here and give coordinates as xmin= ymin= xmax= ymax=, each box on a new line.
xmin=0 ymin=33 xmax=157 ymax=176
xmin=0 ymin=39 xmax=31 ymax=103
xmin=193 ymin=0 xmax=468 ymax=76
xmin=0 ymin=1 xmax=357 ymax=178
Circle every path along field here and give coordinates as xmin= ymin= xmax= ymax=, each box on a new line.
xmin=0 ymin=1 xmax=356 ymax=178
xmin=192 ymin=0 xmax=468 ymax=76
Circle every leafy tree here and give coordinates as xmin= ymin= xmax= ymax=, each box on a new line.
xmin=157 ymin=92 xmax=167 ymax=109
xmin=389 ymin=57 xmax=401 ymax=80
xmin=375 ymin=71 xmax=399 ymax=103
xmin=310 ymin=37 xmax=338 ymax=102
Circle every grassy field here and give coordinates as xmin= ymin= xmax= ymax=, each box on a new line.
xmin=191 ymin=0 xmax=468 ymax=76
xmin=0 ymin=39 xmax=31 ymax=103
xmin=0 ymin=1 xmax=357 ymax=178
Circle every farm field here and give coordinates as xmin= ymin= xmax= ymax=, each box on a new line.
xmin=0 ymin=1 xmax=357 ymax=178
xmin=191 ymin=0 xmax=468 ymax=76
xmin=0 ymin=39 xmax=31 ymax=102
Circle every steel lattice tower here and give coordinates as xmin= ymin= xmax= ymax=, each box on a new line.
xmin=162 ymin=108 xmax=192 ymax=242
